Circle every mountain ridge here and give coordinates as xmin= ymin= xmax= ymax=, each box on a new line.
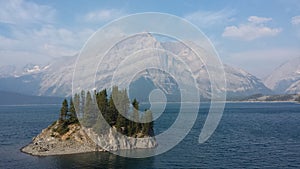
xmin=0 ymin=34 xmax=274 ymax=99
xmin=264 ymin=57 xmax=300 ymax=94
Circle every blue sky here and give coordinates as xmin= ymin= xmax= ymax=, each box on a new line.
xmin=0 ymin=0 xmax=300 ymax=78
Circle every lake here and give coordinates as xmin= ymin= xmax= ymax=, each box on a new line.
xmin=0 ymin=102 xmax=300 ymax=168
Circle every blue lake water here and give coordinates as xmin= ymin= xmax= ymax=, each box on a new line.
xmin=0 ymin=102 xmax=300 ymax=168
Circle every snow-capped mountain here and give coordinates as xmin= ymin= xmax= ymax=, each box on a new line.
xmin=0 ymin=57 xmax=75 ymax=96
xmin=264 ymin=57 xmax=300 ymax=94
xmin=0 ymin=33 xmax=271 ymax=99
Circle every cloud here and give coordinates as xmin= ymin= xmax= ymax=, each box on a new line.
xmin=0 ymin=0 xmax=56 ymax=25
xmin=291 ymin=16 xmax=300 ymax=25
xmin=248 ymin=16 xmax=272 ymax=24
xmin=0 ymin=24 xmax=95 ymax=66
xmin=184 ymin=9 xmax=235 ymax=28
xmin=0 ymin=1 xmax=98 ymax=67
xmin=82 ymin=9 xmax=125 ymax=23
xmin=222 ymin=16 xmax=282 ymax=41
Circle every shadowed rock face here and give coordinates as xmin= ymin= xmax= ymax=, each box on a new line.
xmin=21 ymin=120 xmax=157 ymax=156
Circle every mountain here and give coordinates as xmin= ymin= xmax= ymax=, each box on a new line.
xmin=161 ymin=41 xmax=271 ymax=99
xmin=0 ymin=56 xmax=75 ymax=96
xmin=0 ymin=33 xmax=271 ymax=100
xmin=264 ymin=57 xmax=300 ymax=94
xmin=0 ymin=91 xmax=62 ymax=105
xmin=223 ymin=65 xmax=272 ymax=98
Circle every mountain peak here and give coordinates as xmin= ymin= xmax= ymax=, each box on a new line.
xmin=264 ymin=57 xmax=300 ymax=94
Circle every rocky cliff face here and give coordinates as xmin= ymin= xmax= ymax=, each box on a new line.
xmin=85 ymin=127 xmax=157 ymax=152
xmin=21 ymin=120 xmax=157 ymax=156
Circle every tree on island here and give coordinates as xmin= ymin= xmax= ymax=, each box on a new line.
xmin=68 ymin=98 xmax=78 ymax=124
xmin=59 ymin=99 xmax=68 ymax=122
xmin=130 ymin=98 xmax=141 ymax=136
xmin=56 ymin=98 xmax=80 ymax=135
xmin=142 ymin=109 xmax=154 ymax=136
xmin=56 ymin=87 xmax=154 ymax=137
xmin=82 ymin=91 xmax=98 ymax=128
xmin=115 ymin=88 xmax=130 ymax=134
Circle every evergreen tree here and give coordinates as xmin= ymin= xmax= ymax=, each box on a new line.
xmin=68 ymin=98 xmax=78 ymax=124
xmin=131 ymin=98 xmax=140 ymax=135
xmin=96 ymin=89 xmax=108 ymax=120
xmin=142 ymin=109 xmax=154 ymax=136
xmin=59 ymin=99 xmax=68 ymax=123
xmin=108 ymin=94 xmax=118 ymax=125
xmin=73 ymin=93 xmax=80 ymax=118
xmin=93 ymin=114 xmax=108 ymax=135
xmin=115 ymin=89 xmax=130 ymax=134
xmin=83 ymin=91 xmax=96 ymax=127
xmin=79 ymin=90 xmax=86 ymax=119
xmin=69 ymin=88 xmax=154 ymax=137
xmin=93 ymin=89 xmax=110 ymax=134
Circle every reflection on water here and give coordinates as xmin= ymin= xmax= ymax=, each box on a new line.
xmin=55 ymin=151 xmax=155 ymax=169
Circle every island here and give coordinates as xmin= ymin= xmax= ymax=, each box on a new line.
xmin=21 ymin=87 xmax=157 ymax=156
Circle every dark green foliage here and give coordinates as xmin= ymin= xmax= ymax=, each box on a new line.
xmin=130 ymin=98 xmax=141 ymax=136
xmin=80 ymin=90 xmax=85 ymax=118
xmin=68 ymin=98 xmax=79 ymax=124
xmin=82 ymin=91 xmax=97 ymax=128
xmin=96 ymin=89 xmax=108 ymax=114
xmin=55 ymin=97 xmax=80 ymax=136
xmin=93 ymin=89 xmax=109 ymax=135
xmin=69 ymin=87 xmax=154 ymax=137
xmin=108 ymin=94 xmax=118 ymax=126
xmin=59 ymin=99 xmax=68 ymax=122
xmin=96 ymin=89 xmax=109 ymax=123
xmin=115 ymin=88 xmax=130 ymax=134
xmin=142 ymin=109 xmax=154 ymax=136
xmin=53 ymin=121 xmax=69 ymax=135
xmin=73 ymin=93 xmax=80 ymax=118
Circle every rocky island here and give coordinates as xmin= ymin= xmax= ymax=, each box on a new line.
xmin=21 ymin=87 xmax=157 ymax=156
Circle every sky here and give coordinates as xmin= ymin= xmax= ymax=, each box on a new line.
xmin=0 ymin=0 xmax=299 ymax=78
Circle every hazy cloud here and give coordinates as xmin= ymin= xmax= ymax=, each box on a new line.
xmin=248 ymin=16 xmax=272 ymax=24
xmin=82 ymin=9 xmax=125 ymax=23
xmin=291 ymin=16 xmax=300 ymax=25
xmin=222 ymin=16 xmax=281 ymax=41
xmin=184 ymin=9 xmax=235 ymax=28
xmin=0 ymin=0 xmax=56 ymax=25
xmin=0 ymin=1 xmax=98 ymax=67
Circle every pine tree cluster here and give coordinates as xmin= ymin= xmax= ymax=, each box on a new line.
xmin=59 ymin=86 xmax=154 ymax=137
xmin=55 ymin=98 xmax=79 ymax=135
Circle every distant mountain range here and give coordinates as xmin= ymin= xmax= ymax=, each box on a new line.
xmin=264 ymin=57 xmax=300 ymax=94
xmin=0 ymin=33 xmax=299 ymax=101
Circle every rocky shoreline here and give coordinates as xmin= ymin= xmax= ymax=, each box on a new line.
xmin=21 ymin=121 xmax=157 ymax=156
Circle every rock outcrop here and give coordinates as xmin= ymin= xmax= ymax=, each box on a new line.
xmin=85 ymin=127 xmax=157 ymax=152
xmin=21 ymin=121 xmax=157 ymax=156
